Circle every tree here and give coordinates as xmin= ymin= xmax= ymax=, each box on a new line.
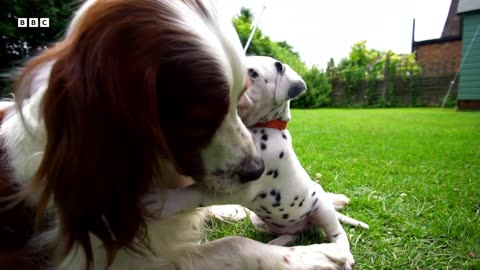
xmin=335 ymin=41 xmax=421 ymax=107
xmin=291 ymin=66 xmax=332 ymax=108
xmin=326 ymin=58 xmax=337 ymax=81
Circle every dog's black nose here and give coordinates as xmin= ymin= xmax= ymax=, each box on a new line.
xmin=236 ymin=157 xmax=265 ymax=183
xmin=288 ymin=81 xmax=307 ymax=99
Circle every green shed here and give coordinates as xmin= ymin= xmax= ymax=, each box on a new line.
xmin=457 ymin=0 xmax=480 ymax=109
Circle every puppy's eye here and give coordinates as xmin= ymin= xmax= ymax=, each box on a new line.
xmin=248 ymin=68 xmax=258 ymax=79
xmin=274 ymin=61 xmax=285 ymax=74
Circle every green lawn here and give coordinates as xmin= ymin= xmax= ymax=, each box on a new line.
xmin=208 ymin=108 xmax=480 ymax=269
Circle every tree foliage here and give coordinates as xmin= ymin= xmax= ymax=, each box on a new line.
xmin=0 ymin=0 xmax=77 ymax=93
xmin=336 ymin=41 xmax=421 ymax=106
xmin=232 ymin=8 xmax=328 ymax=107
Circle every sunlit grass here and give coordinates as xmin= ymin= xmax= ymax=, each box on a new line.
xmin=208 ymin=108 xmax=480 ymax=269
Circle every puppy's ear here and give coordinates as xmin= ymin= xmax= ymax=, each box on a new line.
xmin=274 ymin=62 xmax=307 ymax=103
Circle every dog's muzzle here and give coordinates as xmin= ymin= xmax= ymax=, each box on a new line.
xmin=235 ymin=157 xmax=265 ymax=183
xmin=288 ymin=81 xmax=307 ymax=99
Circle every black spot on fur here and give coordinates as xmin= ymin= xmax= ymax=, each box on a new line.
xmin=274 ymin=61 xmax=285 ymax=74
xmin=289 ymin=219 xmax=296 ymax=223
xmin=270 ymin=189 xmax=276 ymax=196
xmin=266 ymin=210 xmax=272 ymax=214
xmin=265 ymin=79 xmax=268 ymax=83
xmin=248 ymin=68 xmax=259 ymax=79
xmin=279 ymin=151 xmax=284 ymax=159
xmin=259 ymin=193 xmax=267 ymax=199
xmin=290 ymin=202 xmax=295 ymax=207
xmin=260 ymin=143 xmax=267 ymax=150
xmin=272 ymin=202 xmax=281 ymax=207
xmin=294 ymin=196 xmax=299 ymax=201
xmin=261 ymin=206 xmax=268 ymax=212
xmin=333 ymin=233 xmax=340 ymax=238
xmin=265 ymin=216 xmax=271 ymax=220
xmin=198 ymin=203 xmax=204 ymax=207
xmin=279 ymin=208 xmax=284 ymax=212
xmin=282 ymin=133 xmax=287 ymax=139
xmin=256 ymin=208 xmax=262 ymax=212
xmin=253 ymin=129 xmax=258 ymax=134
xmin=273 ymin=170 xmax=279 ymax=178
xmin=298 ymin=198 xmax=305 ymax=207
xmin=266 ymin=170 xmax=273 ymax=176
xmin=275 ymin=193 xmax=281 ymax=202
xmin=312 ymin=198 xmax=318 ymax=206
xmin=261 ymin=129 xmax=265 ymax=134
xmin=311 ymin=191 xmax=316 ymax=197
xmin=261 ymin=134 xmax=268 ymax=141
xmin=282 ymin=214 xmax=289 ymax=219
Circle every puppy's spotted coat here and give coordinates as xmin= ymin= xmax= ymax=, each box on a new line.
xmin=238 ymin=56 xmax=369 ymax=269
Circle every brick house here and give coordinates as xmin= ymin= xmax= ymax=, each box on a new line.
xmin=412 ymin=0 xmax=462 ymax=77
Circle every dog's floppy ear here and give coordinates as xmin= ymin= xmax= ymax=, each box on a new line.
xmin=273 ymin=61 xmax=307 ymax=103
xmin=15 ymin=1 xmax=184 ymax=267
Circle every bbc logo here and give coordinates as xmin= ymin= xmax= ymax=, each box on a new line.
xmin=18 ymin=18 xmax=50 ymax=28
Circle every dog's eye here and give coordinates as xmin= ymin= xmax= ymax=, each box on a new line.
xmin=274 ymin=61 xmax=285 ymax=74
xmin=248 ymin=68 xmax=258 ymax=79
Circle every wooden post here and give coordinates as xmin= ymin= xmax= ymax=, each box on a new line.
xmin=382 ymin=53 xmax=391 ymax=102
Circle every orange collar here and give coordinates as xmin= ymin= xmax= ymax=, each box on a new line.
xmin=253 ymin=119 xmax=288 ymax=130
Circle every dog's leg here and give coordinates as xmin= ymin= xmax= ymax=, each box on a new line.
xmin=206 ymin=205 xmax=248 ymax=222
xmin=164 ymin=236 xmax=347 ymax=270
xmin=326 ymin=193 xmax=351 ymax=210
xmin=336 ymin=213 xmax=369 ymax=229
xmin=143 ymin=185 xmax=248 ymax=219
xmin=308 ymin=197 xmax=355 ymax=270
xmin=267 ymin=234 xmax=299 ymax=246
xmin=249 ymin=211 xmax=269 ymax=233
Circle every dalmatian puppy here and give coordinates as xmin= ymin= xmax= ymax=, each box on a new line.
xmin=235 ymin=55 xmax=369 ymax=269
xmin=143 ymin=56 xmax=368 ymax=270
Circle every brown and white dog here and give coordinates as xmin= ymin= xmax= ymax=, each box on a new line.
xmin=0 ymin=0 xmax=348 ymax=269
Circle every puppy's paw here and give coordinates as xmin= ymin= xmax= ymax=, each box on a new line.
xmin=206 ymin=205 xmax=247 ymax=222
xmin=344 ymin=252 xmax=355 ymax=270
xmin=249 ymin=211 xmax=269 ymax=233
xmin=267 ymin=234 xmax=298 ymax=246
xmin=327 ymin=193 xmax=351 ymax=210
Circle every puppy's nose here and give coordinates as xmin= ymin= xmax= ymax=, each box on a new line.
xmin=236 ymin=157 xmax=265 ymax=183
xmin=288 ymin=81 xmax=307 ymax=99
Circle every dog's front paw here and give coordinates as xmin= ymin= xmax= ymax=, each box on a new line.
xmin=285 ymin=243 xmax=348 ymax=270
xmin=206 ymin=205 xmax=248 ymax=222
